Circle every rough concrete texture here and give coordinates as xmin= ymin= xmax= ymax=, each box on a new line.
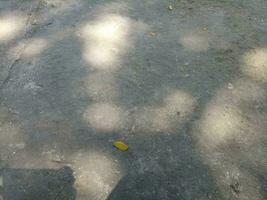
xmin=0 ymin=0 xmax=267 ymax=199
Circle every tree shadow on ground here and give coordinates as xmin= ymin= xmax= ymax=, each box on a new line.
xmin=0 ymin=0 xmax=266 ymax=199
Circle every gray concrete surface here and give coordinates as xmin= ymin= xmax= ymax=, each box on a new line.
xmin=0 ymin=0 xmax=267 ymax=199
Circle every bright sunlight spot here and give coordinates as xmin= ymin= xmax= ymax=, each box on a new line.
xmin=73 ymin=150 xmax=123 ymax=199
xmin=83 ymin=103 xmax=125 ymax=132
xmin=196 ymin=79 xmax=266 ymax=150
xmin=201 ymin=105 xmax=242 ymax=145
xmin=0 ymin=15 xmax=25 ymax=42
xmin=79 ymin=14 xmax=130 ymax=70
xmin=243 ymin=48 xmax=267 ymax=82
xmin=135 ymin=90 xmax=196 ymax=132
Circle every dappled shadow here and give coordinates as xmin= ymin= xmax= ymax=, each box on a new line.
xmin=192 ymin=77 xmax=267 ymax=199
xmin=0 ymin=0 xmax=266 ymax=199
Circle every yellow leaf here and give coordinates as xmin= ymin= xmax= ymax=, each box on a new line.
xmin=113 ymin=141 xmax=129 ymax=151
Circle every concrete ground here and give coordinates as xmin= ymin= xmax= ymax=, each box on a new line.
xmin=0 ymin=0 xmax=267 ymax=199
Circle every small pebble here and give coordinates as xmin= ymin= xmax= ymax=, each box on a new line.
xmin=228 ymin=83 xmax=234 ymax=90
xmin=168 ymin=5 xmax=173 ymax=10
xmin=185 ymin=74 xmax=190 ymax=77
xmin=149 ymin=32 xmax=156 ymax=36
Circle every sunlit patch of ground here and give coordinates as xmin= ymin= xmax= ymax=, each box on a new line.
xmin=22 ymin=38 xmax=48 ymax=57
xmin=78 ymin=14 xmax=131 ymax=71
xmin=0 ymin=0 xmax=266 ymax=199
xmin=72 ymin=150 xmax=124 ymax=199
xmin=242 ymin=48 xmax=267 ymax=82
xmin=83 ymin=103 xmax=126 ymax=133
xmin=134 ymin=90 xmax=196 ymax=133
xmin=200 ymin=105 xmax=243 ymax=146
xmin=193 ymin=78 xmax=267 ymax=200
xmin=0 ymin=15 xmax=26 ymax=42
xmin=77 ymin=13 xmax=147 ymax=71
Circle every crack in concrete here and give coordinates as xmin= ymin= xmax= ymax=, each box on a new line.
xmin=26 ymin=0 xmax=43 ymax=26
xmin=0 ymin=58 xmax=21 ymax=91
xmin=0 ymin=0 xmax=46 ymax=92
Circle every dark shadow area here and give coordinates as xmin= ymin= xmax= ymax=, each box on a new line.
xmin=0 ymin=166 xmax=76 ymax=200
